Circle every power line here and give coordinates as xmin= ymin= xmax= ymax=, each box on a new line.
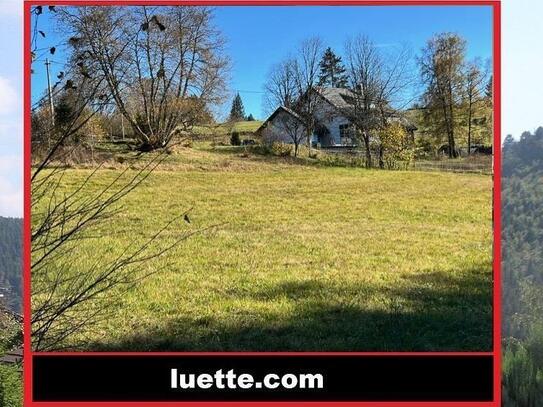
xmin=235 ymin=89 xmax=264 ymax=94
xmin=45 ymin=58 xmax=55 ymax=127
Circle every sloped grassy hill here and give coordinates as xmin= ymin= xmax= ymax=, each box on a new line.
xmin=35 ymin=144 xmax=492 ymax=351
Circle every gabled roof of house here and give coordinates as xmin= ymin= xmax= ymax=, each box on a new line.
xmin=255 ymin=105 xmax=306 ymax=133
xmin=315 ymin=87 xmax=357 ymax=110
xmin=314 ymin=87 xmax=417 ymax=131
xmin=259 ymin=88 xmax=417 ymax=133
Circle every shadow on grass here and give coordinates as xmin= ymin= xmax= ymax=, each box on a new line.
xmin=89 ymin=265 xmax=492 ymax=352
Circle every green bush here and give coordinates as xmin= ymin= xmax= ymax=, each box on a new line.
xmin=230 ymin=131 xmax=241 ymax=146
xmin=0 ymin=364 xmax=22 ymax=407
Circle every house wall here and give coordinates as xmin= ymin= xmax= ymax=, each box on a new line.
xmin=260 ymin=110 xmax=306 ymax=145
xmin=260 ymin=102 xmax=356 ymax=147
xmin=313 ymin=102 xmax=352 ymax=146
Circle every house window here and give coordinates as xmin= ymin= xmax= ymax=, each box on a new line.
xmin=339 ymin=124 xmax=353 ymax=145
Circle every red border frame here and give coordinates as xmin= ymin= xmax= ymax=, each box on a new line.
xmin=22 ymin=1 xmax=502 ymax=406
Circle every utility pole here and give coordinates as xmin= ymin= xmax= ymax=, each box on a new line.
xmin=45 ymin=58 xmax=55 ymax=127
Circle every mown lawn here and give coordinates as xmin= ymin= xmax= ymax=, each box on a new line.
xmin=36 ymin=147 xmax=493 ymax=351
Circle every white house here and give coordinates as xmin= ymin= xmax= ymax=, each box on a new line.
xmin=256 ymin=87 xmax=416 ymax=147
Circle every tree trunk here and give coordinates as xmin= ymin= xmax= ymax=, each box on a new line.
xmin=378 ymin=146 xmax=384 ymax=169
xmin=448 ymin=128 xmax=457 ymax=158
xmin=306 ymin=128 xmax=312 ymax=157
xmin=467 ymin=98 xmax=473 ymax=156
xmin=447 ymin=87 xmax=458 ymax=158
xmin=443 ymin=107 xmax=457 ymax=159
xmin=363 ymin=133 xmax=372 ymax=168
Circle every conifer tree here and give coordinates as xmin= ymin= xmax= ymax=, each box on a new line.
xmin=229 ymin=93 xmax=246 ymax=122
xmin=318 ymin=47 xmax=348 ymax=88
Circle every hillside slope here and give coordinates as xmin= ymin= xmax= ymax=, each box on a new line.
xmin=502 ymin=128 xmax=543 ymax=406
xmin=0 ymin=217 xmax=22 ymax=313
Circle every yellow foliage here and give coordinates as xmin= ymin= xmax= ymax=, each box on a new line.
xmin=377 ymin=123 xmax=414 ymax=169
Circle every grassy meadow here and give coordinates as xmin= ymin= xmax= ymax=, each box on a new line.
xmin=191 ymin=120 xmax=263 ymax=143
xmin=34 ymin=143 xmax=493 ymax=351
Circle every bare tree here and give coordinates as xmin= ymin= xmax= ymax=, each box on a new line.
xmin=344 ymin=35 xmax=415 ymax=168
xmin=292 ymin=37 xmax=324 ymax=155
xmin=419 ymin=33 xmax=466 ymax=158
xmin=30 ymin=6 xmax=203 ymax=350
xmin=260 ymin=107 xmax=306 ymax=157
xmin=263 ymin=58 xmax=297 ymax=114
xmin=263 ymin=38 xmax=324 ymax=156
xmin=279 ymin=112 xmax=306 ymax=157
xmin=57 ymin=6 xmax=229 ymax=151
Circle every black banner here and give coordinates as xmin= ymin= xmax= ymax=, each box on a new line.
xmin=33 ymin=354 xmax=493 ymax=402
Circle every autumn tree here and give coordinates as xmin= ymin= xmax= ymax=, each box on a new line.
xmin=318 ymin=47 xmax=348 ymax=88
xmin=419 ymin=33 xmax=466 ymax=158
xmin=485 ymin=75 xmax=493 ymax=99
xmin=463 ymin=59 xmax=488 ymax=154
xmin=375 ymin=122 xmax=414 ymax=169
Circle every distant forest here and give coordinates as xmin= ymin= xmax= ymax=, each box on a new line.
xmin=502 ymin=128 xmax=543 ymax=406
xmin=0 ymin=217 xmax=22 ymax=313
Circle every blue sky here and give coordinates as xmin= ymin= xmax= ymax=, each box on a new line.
xmin=216 ymin=5 xmax=492 ymax=119
xmin=2 ymin=0 xmax=543 ymax=217
xmin=31 ymin=5 xmax=493 ymax=120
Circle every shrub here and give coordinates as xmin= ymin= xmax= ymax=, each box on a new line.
xmin=0 ymin=364 xmax=22 ymax=407
xmin=317 ymin=152 xmax=365 ymax=168
xmin=230 ymin=131 xmax=241 ymax=146
xmin=377 ymin=123 xmax=415 ymax=169
xmin=271 ymin=142 xmax=292 ymax=157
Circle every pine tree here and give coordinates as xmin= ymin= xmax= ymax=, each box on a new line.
xmin=55 ymin=92 xmax=77 ymax=130
xmin=318 ymin=47 xmax=348 ymax=88
xmin=246 ymin=113 xmax=255 ymax=121
xmin=229 ymin=93 xmax=246 ymax=122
